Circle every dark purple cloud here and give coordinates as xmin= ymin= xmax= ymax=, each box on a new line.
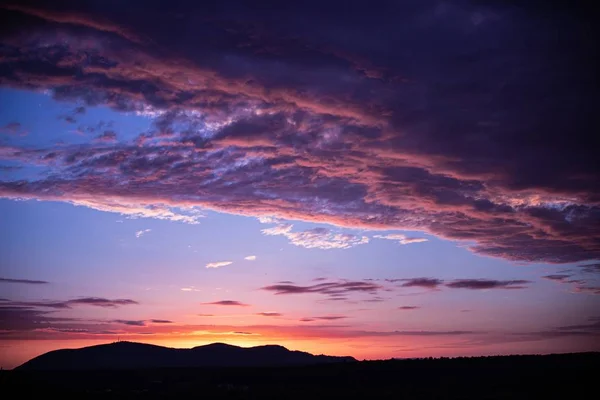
xmin=399 ymin=278 xmax=444 ymax=289
xmin=0 ymin=277 xmax=49 ymax=284
xmin=150 ymin=319 xmax=173 ymax=324
xmin=309 ymin=315 xmax=348 ymax=321
xmin=0 ymin=297 xmax=138 ymax=309
xmin=541 ymin=270 xmax=598 ymax=295
xmin=0 ymin=122 xmax=27 ymax=136
xmin=398 ymin=306 xmax=420 ymax=310
xmin=573 ymin=286 xmax=600 ymax=295
xmin=261 ymin=279 xmax=382 ymax=300
xmin=556 ymin=317 xmax=600 ymax=332
xmin=0 ymin=1 xmax=597 ymax=263
xmin=0 ymin=306 xmax=79 ymax=331
xmin=67 ymin=297 xmax=139 ymax=308
xmin=112 ymin=319 xmax=146 ymax=326
xmin=580 ymin=263 xmax=600 ymax=274
xmin=445 ymin=279 xmax=530 ymax=290
xmin=256 ymin=312 xmax=282 ymax=317
xmin=93 ymin=130 xmax=117 ymax=144
xmin=203 ymin=300 xmax=249 ymax=307
xmin=543 ymin=274 xmax=572 ymax=282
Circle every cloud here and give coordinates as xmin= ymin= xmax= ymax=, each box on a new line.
xmin=180 ymin=287 xmax=201 ymax=292
xmin=397 ymin=278 xmax=444 ymax=289
xmin=255 ymin=312 xmax=282 ymax=317
xmin=543 ymin=274 xmax=573 ymax=282
xmin=580 ymin=263 xmax=600 ymax=274
xmin=0 ymin=1 xmax=597 ymax=264
xmin=258 ymin=216 xmax=279 ymax=224
xmin=66 ymin=297 xmax=139 ymax=308
xmin=573 ymin=286 xmax=600 ymax=295
xmin=0 ymin=122 xmax=27 ymax=136
xmin=111 ymin=318 xmax=172 ymax=326
xmin=202 ymin=300 xmax=249 ymax=307
xmin=445 ymin=279 xmax=530 ymax=290
xmin=1 ymin=297 xmax=138 ymax=309
xmin=398 ymin=306 xmax=420 ymax=310
xmin=112 ymin=319 xmax=146 ymax=326
xmin=261 ymin=279 xmax=382 ymax=300
xmin=262 ymin=225 xmax=369 ymax=250
xmin=244 ymin=255 xmax=257 ymax=261
xmin=391 ymin=278 xmax=531 ymax=291
xmin=93 ymin=130 xmax=118 ymax=144
xmin=0 ymin=306 xmax=80 ymax=331
xmin=374 ymin=234 xmax=428 ymax=245
xmin=135 ymin=229 xmax=151 ymax=238
xmin=73 ymin=106 xmax=86 ymax=115
xmin=309 ymin=315 xmax=348 ymax=321
xmin=205 ymin=261 xmax=233 ymax=269
xmin=556 ymin=317 xmax=600 ymax=332
xmin=0 ymin=278 xmax=49 ymax=284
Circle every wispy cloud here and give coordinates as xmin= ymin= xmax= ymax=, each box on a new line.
xmin=573 ymin=286 xmax=600 ymax=295
xmin=135 ymin=229 xmax=151 ymax=238
xmin=0 ymin=122 xmax=27 ymax=136
xmin=304 ymin=315 xmax=348 ymax=321
xmin=180 ymin=287 xmax=201 ymax=292
xmin=543 ymin=274 xmax=573 ymax=282
xmin=0 ymin=278 xmax=49 ymax=285
xmin=93 ymin=130 xmax=118 ymax=144
xmin=580 ymin=263 xmax=600 ymax=274
xmin=261 ymin=279 xmax=382 ymax=300
xmin=262 ymin=225 xmax=369 ymax=250
xmin=256 ymin=312 xmax=282 ymax=317
xmin=205 ymin=261 xmax=233 ymax=269
xmin=0 ymin=297 xmax=138 ymax=309
xmin=398 ymin=306 xmax=420 ymax=310
xmin=396 ymin=278 xmax=444 ymax=289
xmin=445 ymin=279 xmax=530 ymax=290
xmin=202 ymin=300 xmax=249 ymax=307
xmin=374 ymin=234 xmax=428 ymax=245
xmin=244 ymin=255 xmax=257 ymax=261
xmin=112 ymin=319 xmax=146 ymax=326
xmin=65 ymin=297 xmax=139 ymax=308
xmin=388 ymin=278 xmax=531 ymax=291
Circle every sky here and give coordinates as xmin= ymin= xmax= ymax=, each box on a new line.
xmin=0 ymin=0 xmax=598 ymax=369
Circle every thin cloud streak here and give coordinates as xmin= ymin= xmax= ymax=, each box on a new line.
xmin=202 ymin=300 xmax=249 ymax=307
xmin=374 ymin=234 xmax=428 ymax=245
xmin=135 ymin=229 xmax=151 ymax=238
xmin=205 ymin=261 xmax=233 ymax=269
xmin=0 ymin=278 xmax=49 ymax=285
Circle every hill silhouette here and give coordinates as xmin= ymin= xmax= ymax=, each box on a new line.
xmin=5 ymin=352 xmax=597 ymax=399
xmin=17 ymin=341 xmax=356 ymax=370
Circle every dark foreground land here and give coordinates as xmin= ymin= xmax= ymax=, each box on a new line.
xmin=1 ymin=352 xmax=597 ymax=399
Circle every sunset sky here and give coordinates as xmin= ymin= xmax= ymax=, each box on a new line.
xmin=0 ymin=1 xmax=598 ymax=369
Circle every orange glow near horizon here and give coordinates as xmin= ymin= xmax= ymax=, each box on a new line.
xmin=2 ymin=332 xmax=597 ymax=370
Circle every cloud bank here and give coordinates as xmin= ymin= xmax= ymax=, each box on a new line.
xmin=0 ymin=1 xmax=598 ymax=263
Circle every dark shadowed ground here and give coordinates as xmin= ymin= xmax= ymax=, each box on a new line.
xmin=1 ymin=352 xmax=596 ymax=399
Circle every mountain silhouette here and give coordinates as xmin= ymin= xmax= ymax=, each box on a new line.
xmin=17 ymin=341 xmax=356 ymax=370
